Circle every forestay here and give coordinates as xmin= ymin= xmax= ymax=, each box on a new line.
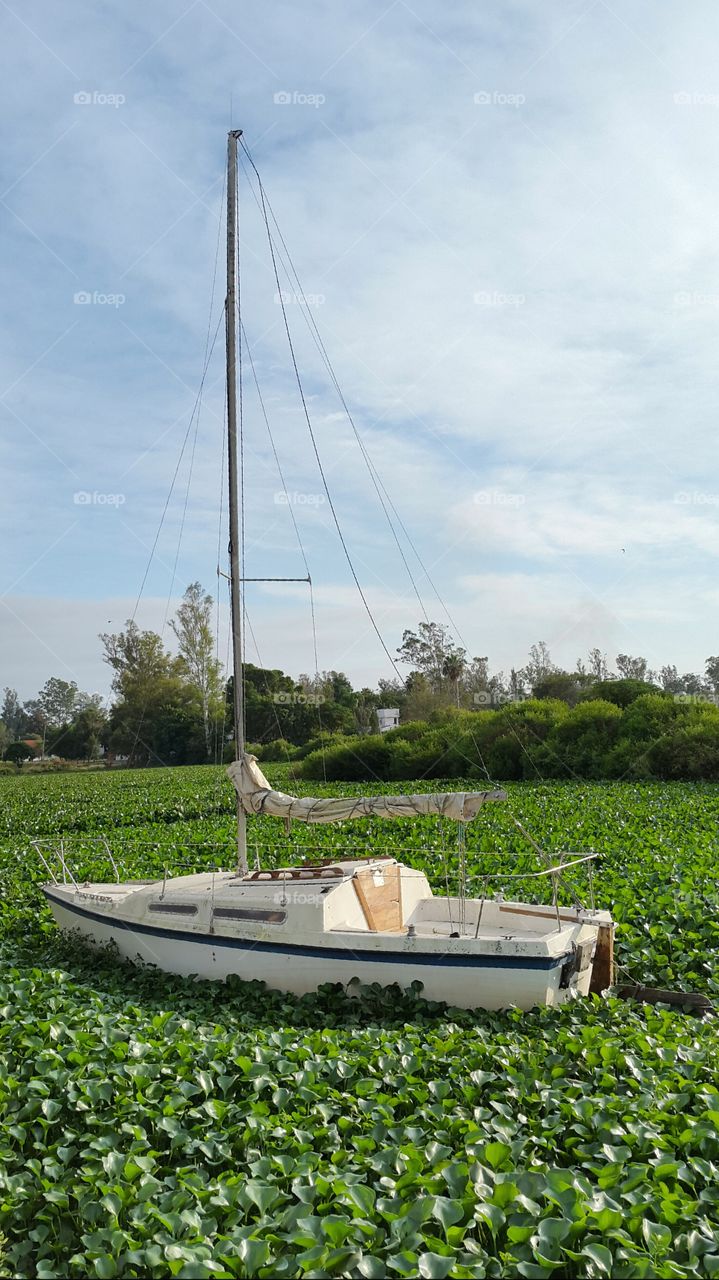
xmin=227 ymin=754 xmax=507 ymax=824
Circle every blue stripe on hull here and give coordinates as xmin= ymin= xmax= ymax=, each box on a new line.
xmin=42 ymin=887 xmax=567 ymax=972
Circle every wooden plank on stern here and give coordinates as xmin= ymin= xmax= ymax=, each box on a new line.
xmin=589 ymin=923 xmax=614 ymax=993
xmin=353 ymin=865 xmax=402 ymax=932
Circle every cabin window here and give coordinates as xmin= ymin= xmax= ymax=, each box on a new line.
xmin=148 ymin=902 xmax=198 ymax=915
xmin=213 ymin=907 xmax=286 ymax=924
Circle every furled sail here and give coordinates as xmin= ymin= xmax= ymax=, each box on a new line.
xmin=227 ymin=754 xmax=507 ymax=824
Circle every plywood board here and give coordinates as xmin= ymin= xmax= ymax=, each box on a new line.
xmin=589 ymin=922 xmax=614 ymax=993
xmin=353 ymin=865 xmax=402 ymax=933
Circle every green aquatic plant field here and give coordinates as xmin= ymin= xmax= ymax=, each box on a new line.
xmin=1 ymin=766 xmax=719 ymax=1278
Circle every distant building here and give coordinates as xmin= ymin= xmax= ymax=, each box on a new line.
xmin=377 ymin=708 xmax=400 ymax=733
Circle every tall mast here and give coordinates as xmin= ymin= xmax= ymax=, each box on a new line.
xmin=226 ymin=127 xmax=247 ymax=875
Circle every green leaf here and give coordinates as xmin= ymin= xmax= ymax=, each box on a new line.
xmin=484 ymin=1141 xmax=512 ymax=1170
xmin=245 ymin=1180 xmax=281 ymax=1214
xmin=346 ymin=1184 xmax=376 ymax=1216
xmin=417 ymin=1253 xmax=455 ymax=1279
xmin=642 ymin=1220 xmax=672 ymax=1255
xmin=430 ymin=1196 xmax=465 ymax=1231
xmin=581 ymin=1243 xmax=614 ymax=1275
xmin=238 ymin=1239 xmax=270 ymax=1270
xmin=93 ymin=1257 xmax=118 ymax=1279
xmin=357 ymin=1260 xmax=387 ymax=1280
xmin=387 ymin=1250 xmax=420 ymax=1276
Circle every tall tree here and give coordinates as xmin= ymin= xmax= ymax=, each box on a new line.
xmin=403 ymin=672 xmax=439 ymax=722
xmin=464 ymin=655 xmax=499 ymax=707
xmin=354 ymin=689 xmax=379 ymax=735
xmin=522 ymin=641 xmax=556 ymax=693
xmin=706 ymin=656 xmax=719 ymax=695
xmin=377 ymin=677 xmax=406 ymax=707
xmin=1 ymin=688 xmax=23 ymax=737
xmin=681 ymin=671 xmax=707 ymax=696
xmin=659 ymin=665 xmax=684 ymax=694
xmin=37 ymin=677 xmax=80 ymax=726
xmin=442 ymin=652 xmax=466 ymax=707
xmin=616 ymin=653 xmax=654 ymax=682
xmin=101 ymin=621 xmax=170 ymax=693
xmin=170 ymin=583 xmax=223 ymax=762
xmin=48 ymin=701 xmax=108 ymax=761
xmin=587 ymin=648 xmax=610 ymax=681
xmin=100 ymin=620 xmax=201 ymax=765
xmin=397 ymin=622 xmax=466 ymax=694
xmin=508 ymin=668 xmax=526 ymax=700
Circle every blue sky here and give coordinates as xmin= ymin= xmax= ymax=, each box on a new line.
xmin=2 ymin=0 xmax=718 ymax=702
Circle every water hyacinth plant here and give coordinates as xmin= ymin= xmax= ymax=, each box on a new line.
xmin=1 ymin=765 xmax=719 ymax=1277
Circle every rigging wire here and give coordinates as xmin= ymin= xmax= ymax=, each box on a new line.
xmin=162 ymin=399 xmax=201 ymax=631
xmin=238 ymin=142 xmax=403 ymax=682
xmin=242 ymin=161 xmax=429 ymax=625
xmin=164 ymin=169 xmax=227 ymax=632
xmin=238 ymin=142 xmax=468 ymax=650
xmin=237 ymin=141 xmax=480 ymax=822
xmin=236 ymin=152 xmax=479 ymax=824
xmin=213 ymin=394 xmax=228 ymax=767
xmin=125 ymin=305 xmax=226 ymax=767
xmin=365 ymin=457 xmax=468 ymax=648
xmin=131 ymin=308 xmax=225 ymax=625
xmin=126 ymin=175 xmax=228 ymax=765
xmin=235 ymin=165 xmax=303 ymax=781
xmin=241 ymin=322 xmax=319 ymax=670
xmin=241 ymin=323 xmax=327 ymax=778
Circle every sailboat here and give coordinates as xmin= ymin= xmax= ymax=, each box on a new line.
xmin=40 ymin=131 xmax=614 ymax=1010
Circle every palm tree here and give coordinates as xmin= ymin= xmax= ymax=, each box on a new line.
xmin=442 ymin=653 xmax=466 ymax=708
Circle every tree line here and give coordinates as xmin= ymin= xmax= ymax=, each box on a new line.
xmin=2 ymin=605 xmax=718 ymax=771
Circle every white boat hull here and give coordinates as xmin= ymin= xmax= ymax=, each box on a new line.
xmin=43 ymin=884 xmax=601 ymax=1010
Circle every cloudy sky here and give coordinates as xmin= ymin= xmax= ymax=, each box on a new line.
xmin=2 ymin=0 xmax=718 ymax=702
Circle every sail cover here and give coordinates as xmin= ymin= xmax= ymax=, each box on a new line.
xmin=227 ymin=754 xmax=506 ymax=824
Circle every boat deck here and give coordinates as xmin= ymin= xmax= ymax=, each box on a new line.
xmin=58 ymin=881 xmax=566 ymax=943
xmin=331 ymin=920 xmax=550 ymax=941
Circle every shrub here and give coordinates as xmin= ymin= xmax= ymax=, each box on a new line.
xmin=293 ymin=732 xmax=347 ymax=761
xmin=646 ymin=714 xmax=719 ymax=780
xmin=298 ymin=697 xmax=719 ymax=782
xmin=544 ymin=699 xmax=623 ymax=778
xmin=256 ymin=738 xmax=298 ymax=763
xmin=619 ymin=693 xmax=680 ymax=742
xmin=3 ymin=742 xmax=33 ymax=767
xmin=582 ymin=678 xmax=661 ymax=708
xmin=301 ymin=735 xmax=392 ymax=782
xmin=484 ymin=733 xmax=525 ymax=781
xmin=383 ymin=720 xmax=429 ymax=743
